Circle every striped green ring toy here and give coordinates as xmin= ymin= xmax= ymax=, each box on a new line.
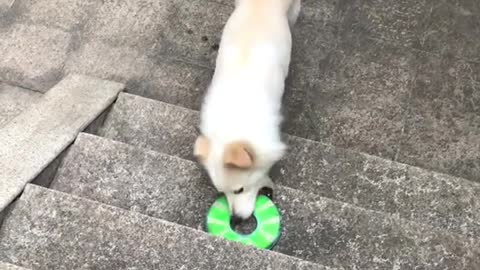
xmin=205 ymin=195 xmax=282 ymax=250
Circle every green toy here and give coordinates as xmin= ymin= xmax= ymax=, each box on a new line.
xmin=205 ymin=195 xmax=282 ymax=250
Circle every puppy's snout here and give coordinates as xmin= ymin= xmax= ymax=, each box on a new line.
xmin=226 ymin=189 xmax=258 ymax=219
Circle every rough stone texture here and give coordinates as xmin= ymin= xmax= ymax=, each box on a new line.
xmin=81 ymin=0 xmax=169 ymax=49
xmin=53 ymin=133 xmax=214 ymax=231
xmin=0 ymin=83 xmax=42 ymax=127
xmin=139 ymin=59 xmax=213 ymax=109
xmin=0 ymin=0 xmax=11 ymax=7
xmin=1 ymin=0 xmax=479 ymax=181
xmin=80 ymin=0 xmax=229 ymax=63
xmin=67 ymin=9 xmax=480 ymax=181
xmin=82 ymin=105 xmax=114 ymax=135
xmin=0 ymin=74 xmax=124 ymax=211
xmin=30 ymin=149 xmax=69 ymax=188
xmin=0 ymin=261 xmax=30 ymax=270
xmin=13 ymin=0 xmax=100 ymax=31
xmin=0 ymin=0 xmax=13 ymax=16
xmin=0 ymin=24 xmax=71 ymax=92
xmin=297 ymin=0 xmax=480 ymax=180
xmin=64 ymin=41 xmax=213 ymax=109
xmin=287 ymin=20 xmax=334 ymax=91
xmin=151 ymin=0 xmax=230 ymax=65
xmin=337 ymin=0 xmax=480 ymax=62
xmin=99 ymin=94 xmax=480 ymax=238
xmin=67 ymin=37 xmax=480 ymax=182
xmin=303 ymin=31 xmax=480 ymax=181
xmin=49 ymin=133 xmax=480 ymax=269
xmin=298 ymin=41 xmax=412 ymax=159
xmin=61 ymin=0 xmax=334 ymax=103
xmin=397 ymin=55 xmax=480 ymax=182
xmin=274 ymin=187 xmax=480 ymax=270
xmin=64 ymin=40 xmax=157 ymax=90
xmin=99 ymin=93 xmax=199 ymax=159
xmin=0 ymin=209 xmax=6 ymax=229
xmin=0 ymin=184 xmax=326 ymax=270
xmin=59 ymin=0 xmax=335 ymax=106
xmin=276 ymin=136 xmax=480 ymax=239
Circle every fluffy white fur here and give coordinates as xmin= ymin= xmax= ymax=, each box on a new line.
xmin=195 ymin=0 xmax=301 ymax=219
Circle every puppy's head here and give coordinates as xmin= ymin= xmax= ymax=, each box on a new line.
xmin=194 ymin=135 xmax=284 ymax=219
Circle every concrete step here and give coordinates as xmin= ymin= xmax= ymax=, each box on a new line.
xmin=49 ymin=133 xmax=480 ymax=269
xmin=0 ymin=184 xmax=326 ymax=270
xmin=1 ymin=0 xmax=328 ymax=96
xmin=0 ymin=74 xmax=123 ymax=212
xmin=0 ymin=83 xmax=42 ymax=128
xmin=98 ymin=93 xmax=480 ymax=239
xmin=0 ymin=261 xmax=30 ymax=270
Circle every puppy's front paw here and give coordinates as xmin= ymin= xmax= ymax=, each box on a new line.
xmin=258 ymin=186 xmax=274 ymax=200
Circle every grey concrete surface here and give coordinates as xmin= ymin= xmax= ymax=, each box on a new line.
xmin=1 ymin=0 xmax=478 ymax=266
xmin=304 ymin=29 xmax=480 ymax=181
xmin=0 ymin=261 xmax=30 ymax=270
xmin=62 ymin=0 xmax=333 ymax=108
xmin=0 ymin=184 xmax=327 ymax=270
xmin=397 ymin=53 xmax=480 ymax=182
xmin=0 ymin=24 xmax=71 ymax=91
xmin=0 ymin=83 xmax=41 ymax=127
xmin=64 ymin=40 xmax=213 ymax=107
xmin=0 ymin=0 xmax=13 ymax=16
xmin=100 ymin=93 xmax=480 ymax=238
xmin=0 ymin=74 xmax=124 ymax=211
xmin=336 ymin=0 xmax=480 ymax=61
xmin=99 ymin=93 xmax=199 ymax=160
xmin=2 ymin=0 xmax=477 ymax=180
xmin=49 ymin=133 xmax=480 ymax=269
xmin=12 ymin=0 xmax=99 ymax=31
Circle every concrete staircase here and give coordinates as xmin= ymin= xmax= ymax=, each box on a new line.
xmin=50 ymin=132 xmax=480 ymax=268
xmin=0 ymin=76 xmax=330 ymax=269
xmin=1 ymin=85 xmax=480 ymax=269
xmin=1 ymin=0 xmax=480 ymax=269
xmin=99 ymin=93 xmax=480 ymax=239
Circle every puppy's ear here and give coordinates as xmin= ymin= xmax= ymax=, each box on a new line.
xmin=194 ymin=135 xmax=210 ymax=162
xmin=223 ymin=142 xmax=254 ymax=169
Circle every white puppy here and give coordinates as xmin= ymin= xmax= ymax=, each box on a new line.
xmin=194 ymin=0 xmax=301 ymax=220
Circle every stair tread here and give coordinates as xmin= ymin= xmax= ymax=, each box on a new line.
xmin=0 ymin=261 xmax=30 ymax=270
xmin=0 ymin=83 xmax=42 ymax=128
xmin=0 ymin=184 xmax=326 ymax=270
xmin=50 ymin=133 xmax=480 ymax=269
xmin=0 ymin=74 xmax=124 ymax=211
xmin=98 ymin=92 xmax=480 ymax=238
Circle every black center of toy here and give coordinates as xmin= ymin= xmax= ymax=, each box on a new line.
xmin=230 ymin=215 xmax=257 ymax=234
